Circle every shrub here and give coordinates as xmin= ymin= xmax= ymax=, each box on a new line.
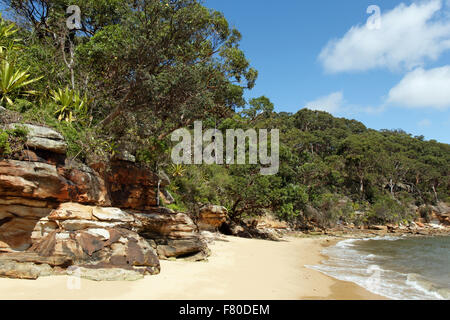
xmin=419 ymin=205 xmax=433 ymax=223
xmin=367 ymin=195 xmax=413 ymax=224
xmin=0 ymin=129 xmax=11 ymax=155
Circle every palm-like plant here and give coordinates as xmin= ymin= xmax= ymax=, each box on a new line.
xmin=0 ymin=14 xmax=21 ymax=56
xmin=170 ymin=164 xmax=186 ymax=177
xmin=0 ymin=60 xmax=41 ymax=106
xmin=51 ymin=87 xmax=88 ymax=123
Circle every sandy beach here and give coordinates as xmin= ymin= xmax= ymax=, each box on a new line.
xmin=0 ymin=236 xmax=385 ymax=300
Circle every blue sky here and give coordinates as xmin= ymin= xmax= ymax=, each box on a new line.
xmin=205 ymin=0 xmax=450 ymax=143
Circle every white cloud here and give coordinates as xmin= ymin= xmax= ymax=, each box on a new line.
xmin=418 ymin=119 xmax=432 ymax=127
xmin=305 ymin=91 xmax=345 ymax=113
xmin=388 ymin=66 xmax=450 ymax=110
xmin=305 ymin=92 xmax=388 ymax=116
xmin=319 ymin=0 xmax=450 ymax=73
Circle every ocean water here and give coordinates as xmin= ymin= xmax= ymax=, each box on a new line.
xmin=308 ymin=236 xmax=450 ymax=300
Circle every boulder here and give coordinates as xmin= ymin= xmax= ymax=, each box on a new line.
xmin=130 ymin=208 xmax=209 ymax=260
xmin=435 ymin=202 xmax=450 ymax=215
xmin=7 ymin=123 xmax=67 ymax=154
xmin=48 ymin=202 xmax=95 ymax=221
xmin=197 ymin=205 xmax=227 ymax=231
xmin=0 ymin=261 xmax=53 ymax=280
xmin=68 ymin=266 xmax=144 ymax=281
xmin=131 ymin=208 xmax=199 ymax=240
xmin=156 ymin=239 xmax=208 ymax=259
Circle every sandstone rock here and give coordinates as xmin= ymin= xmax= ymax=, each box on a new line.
xmin=156 ymin=239 xmax=208 ymax=259
xmin=29 ymin=227 xmax=160 ymax=276
xmin=370 ymin=225 xmax=388 ymax=231
xmin=59 ymin=164 xmax=111 ymax=206
xmin=60 ymin=220 xmax=128 ymax=232
xmin=69 ymin=266 xmax=144 ymax=281
xmin=112 ymin=150 xmax=136 ymax=163
xmin=416 ymin=222 xmax=425 ymax=228
xmin=0 ymin=160 xmax=110 ymax=206
xmin=48 ymin=202 xmax=95 ymax=221
xmin=0 ymin=252 xmax=72 ymax=266
xmin=0 ymin=241 xmax=13 ymax=253
xmin=104 ymin=161 xmax=161 ymax=210
xmin=435 ymin=202 xmax=450 ymax=215
xmin=197 ymin=205 xmax=227 ymax=231
xmin=7 ymin=123 xmax=67 ymax=154
xmin=0 ymin=261 xmax=53 ymax=279
xmin=0 ymin=160 xmax=70 ymax=202
xmin=85 ymin=228 xmax=110 ymax=240
xmin=130 ymin=209 xmax=209 ymax=260
xmin=27 ymin=137 xmax=67 ymax=154
xmin=131 ymin=210 xmax=198 ymax=240
xmin=92 ymin=206 xmax=134 ymax=222
xmin=0 ymin=197 xmax=56 ymax=208
xmin=0 ymin=204 xmax=53 ymax=250
xmin=31 ymin=218 xmax=58 ymax=243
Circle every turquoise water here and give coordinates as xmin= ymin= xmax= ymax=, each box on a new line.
xmin=309 ymin=236 xmax=450 ymax=300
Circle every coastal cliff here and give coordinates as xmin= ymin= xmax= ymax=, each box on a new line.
xmin=0 ymin=124 xmax=209 ymax=280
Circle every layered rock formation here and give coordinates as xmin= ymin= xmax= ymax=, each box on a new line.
xmin=0 ymin=123 xmax=208 ymax=280
xmin=197 ymin=205 xmax=228 ymax=232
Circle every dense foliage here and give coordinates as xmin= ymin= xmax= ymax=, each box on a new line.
xmin=0 ymin=1 xmax=449 ymax=229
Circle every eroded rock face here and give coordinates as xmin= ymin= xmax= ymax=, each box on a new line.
xmin=0 ymin=124 xmax=209 ymax=279
xmin=104 ymin=161 xmax=160 ymax=210
xmin=0 ymin=160 xmax=109 ymax=205
xmin=27 ymin=203 xmax=161 ymax=278
xmin=197 ymin=205 xmax=227 ymax=231
xmin=0 ymin=204 xmax=53 ymax=251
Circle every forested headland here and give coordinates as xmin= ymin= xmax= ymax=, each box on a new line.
xmin=0 ymin=0 xmax=449 ymax=230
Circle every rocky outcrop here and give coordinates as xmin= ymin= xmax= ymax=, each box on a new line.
xmin=197 ymin=205 xmax=227 ymax=231
xmin=219 ymin=219 xmax=283 ymax=242
xmin=0 ymin=124 xmax=208 ymax=280
xmin=131 ymin=208 xmax=209 ymax=260
xmin=0 ymin=203 xmax=161 ymax=279
xmin=433 ymin=202 xmax=450 ymax=226
xmin=0 ymin=160 xmax=110 ymax=205
xmin=7 ymin=123 xmax=67 ymax=155
xmin=92 ymin=160 xmax=165 ymax=210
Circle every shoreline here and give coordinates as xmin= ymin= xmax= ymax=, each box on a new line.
xmin=0 ymin=235 xmax=385 ymax=300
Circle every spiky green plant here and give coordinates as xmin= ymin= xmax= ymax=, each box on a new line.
xmin=0 ymin=14 xmax=21 ymax=56
xmin=50 ymin=87 xmax=88 ymax=123
xmin=170 ymin=164 xmax=186 ymax=177
xmin=0 ymin=60 xmax=41 ymax=106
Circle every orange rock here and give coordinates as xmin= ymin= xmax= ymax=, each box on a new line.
xmin=197 ymin=205 xmax=228 ymax=231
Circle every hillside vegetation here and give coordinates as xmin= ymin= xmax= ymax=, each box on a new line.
xmin=0 ymin=0 xmax=449 ymax=229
